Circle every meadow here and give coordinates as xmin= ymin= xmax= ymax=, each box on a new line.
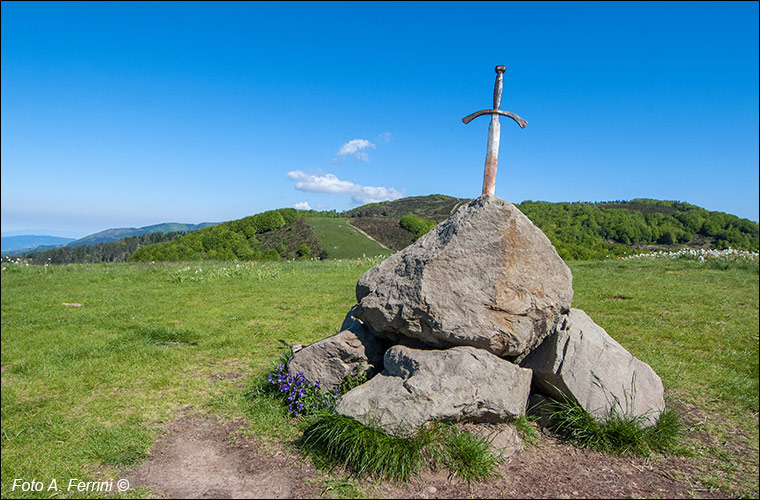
xmin=1 ymin=257 xmax=758 ymax=498
xmin=305 ymin=218 xmax=392 ymax=259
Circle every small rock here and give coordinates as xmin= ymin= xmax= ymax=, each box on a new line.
xmin=287 ymin=312 xmax=384 ymax=391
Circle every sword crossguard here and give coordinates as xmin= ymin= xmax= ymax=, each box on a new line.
xmin=462 ymin=65 xmax=527 ymax=128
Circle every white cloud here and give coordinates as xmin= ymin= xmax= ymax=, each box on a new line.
xmin=336 ymin=139 xmax=376 ymax=162
xmin=285 ymin=170 xmax=403 ymax=205
xmin=294 ymin=201 xmax=312 ymax=210
xmin=286 ymin=171 xmax=357 ymax=194
xmin=377 ymin=131 xmax=392 ymax=144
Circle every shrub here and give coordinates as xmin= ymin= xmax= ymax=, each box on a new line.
xmin=399 ymin=214 xmax=437 ymax=240
xmin=297 ymin=243 xmax=311 ymax=259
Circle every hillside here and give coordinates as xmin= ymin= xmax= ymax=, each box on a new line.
xmin=344 ymin=196 xmax=759 ymax=260
xmin=342 ymin=194 xmax=469 ymax=222
xmin=18 ymin=232 xmax=186 ymax=265
xmin=128 ymin=209 xmax=342 ymax=262
xmin=305 ymin=218 xmax=391 ymax=259
xmin=11 ymin=196 xmax=758 ymax=265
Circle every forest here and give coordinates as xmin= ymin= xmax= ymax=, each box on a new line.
xmin=128 ymin=209 xmax=332 ymax=262
xmin=516 ymin=198 xmax=758 ymax=260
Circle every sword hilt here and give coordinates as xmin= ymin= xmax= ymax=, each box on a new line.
xmin=493 ymin=65 xmax=506 ymax=110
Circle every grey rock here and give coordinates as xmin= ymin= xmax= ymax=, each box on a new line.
xmin=521 ymin=308 xmax=665 ymax=426
xmin=287 ymin=314 xmax=385 ymax=391
xmin=355 ymin=194 xmax=573 ymax=357
xmin=335 ymin=345 xmax=532 ymax=436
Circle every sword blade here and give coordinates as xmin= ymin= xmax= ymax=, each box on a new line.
xmin=482 ymin=114 xmax=501 ymax=196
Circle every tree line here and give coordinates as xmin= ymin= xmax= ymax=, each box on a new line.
xmin=128 ymin=209 xmax=332 ymax=262
xmin=16 ymin=199 xmax=757 ymax=265
xmin=20 ymin=232 xmax=184 ymax=265
xmin=516 ymin=199 xmax=758 ymax=260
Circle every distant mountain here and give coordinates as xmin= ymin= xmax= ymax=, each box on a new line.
xmin=67 ymin=222 xmax=217 ymax=247
xmin=1 ymin=235 xmax=75 ymax=254
xmin=2 ymin=222 xmax=218 ymax=257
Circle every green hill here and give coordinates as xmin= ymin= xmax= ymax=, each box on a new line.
xmin=2 ymin=222 xmax=218 ymax=258
xmin=15 ymin=196 xmax=758 ymax=265
xmin=343 ymin=194 xmax=469 ymax=221
xmin=344 ymin=196 xmax=759 ymax=260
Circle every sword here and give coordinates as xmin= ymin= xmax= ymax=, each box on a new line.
xmin=462 ymin=65 xmax=527 ymax=196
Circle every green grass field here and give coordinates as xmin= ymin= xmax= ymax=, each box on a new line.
xmin=305 ymin=218 xmax=391 ymax=259
xmin=1 ymin=258 xmax=758 ymax=498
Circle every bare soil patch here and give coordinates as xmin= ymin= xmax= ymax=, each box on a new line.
xmin=124 ymin=415 xmax=322 ymax=499
xmin=373 ymin=434 xmax=733 ymax=499
xmin=125 ymin=413 xmax=741 ymax=499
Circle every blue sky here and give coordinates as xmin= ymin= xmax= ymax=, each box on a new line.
xmin=2 ymin=1 xmax=758 ymax=238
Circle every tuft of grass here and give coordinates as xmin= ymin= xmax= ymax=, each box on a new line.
xmin=301 ymin=412 xmax=428 ymax=483
xmin=434 ymin=426 xmax=502 ymax=482
xmin=114 ymin=326 xmax=199 ymax=347
xmin=547 ymin=396 xmax=682 ymax=456
xmin=509 ymin=415 xmax=542 ymax=448
xmin=300 ymin=413 xmax=501 ymax=483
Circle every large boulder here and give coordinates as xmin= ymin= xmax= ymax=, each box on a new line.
xmin=335 ymin=345 xmax=532 ymax=436
xmin=287 ymin=312 xmax=385 ymax=391
xmin=355 ymin=195 xmax=573 ymax=357
xmin=521 ymin=308 xmax=665 ymax=426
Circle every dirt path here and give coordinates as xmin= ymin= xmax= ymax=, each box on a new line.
xmin=124 ymin=414 xmax=322 ymax=499
xmin=345 ymin=219 xmax=392 ymax=251
xmin=124 ymin=414 xmax=737 ymax=499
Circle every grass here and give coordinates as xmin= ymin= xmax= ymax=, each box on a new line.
xmin=542 ymin=395 xmax=682 ymax=456
xmin=305 ymin=217 xmax=392 ymax=260
xmin=1 ymin=257 xmax=758 ymax=497
xmin=300 ymin=413 xmax=500 ymax=483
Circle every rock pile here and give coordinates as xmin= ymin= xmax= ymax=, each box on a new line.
xmin=289 ymin=195 xmax=665 ymax=437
